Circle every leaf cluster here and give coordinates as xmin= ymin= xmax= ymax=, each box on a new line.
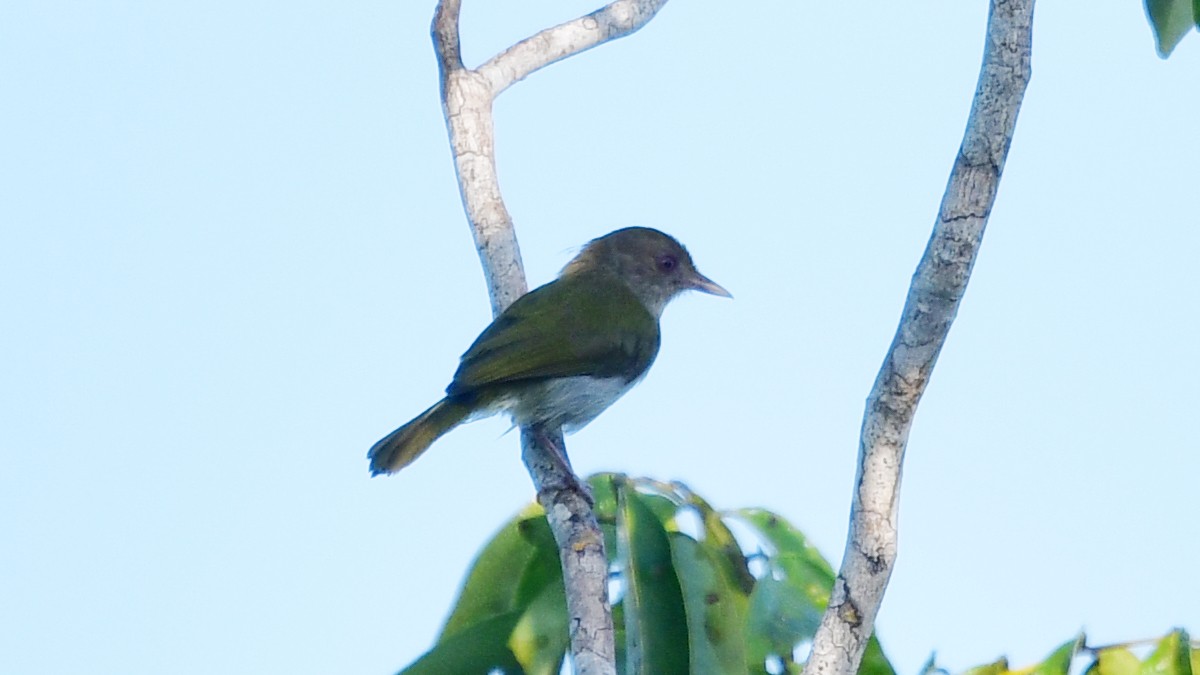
xmin=399 ymin=473 xmax=893 ymax=675
xmin=396 ymin=475 xmax=1198 ymax=675
xmin=924 ymin=630 xmax=1198 ymax=675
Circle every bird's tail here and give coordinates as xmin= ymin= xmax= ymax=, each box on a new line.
xmin=368 ymin=397 xmax=473 ymax=476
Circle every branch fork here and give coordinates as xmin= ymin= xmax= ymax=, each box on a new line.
xmin=430 ymin=2 xmax=668 ymax=673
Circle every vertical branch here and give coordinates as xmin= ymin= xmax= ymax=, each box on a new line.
xmin=429 ymin=2 xmax=669 ymax=673
xmin=806 ymin=1 xmax=1036 ymax=674
xmin=433 ymin=0 xmax=528 ymax=314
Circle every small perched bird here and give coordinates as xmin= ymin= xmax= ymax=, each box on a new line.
xmin=368 ymin=226 xmax=729 ymax=476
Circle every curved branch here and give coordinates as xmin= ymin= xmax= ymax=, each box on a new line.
xmin=805 ymin=1 xmax=1036 ymax=673
xmin=429 ymin=2 xmax=670 ymax=673
xmin=478 ymin=0 xmax=670 ymax=96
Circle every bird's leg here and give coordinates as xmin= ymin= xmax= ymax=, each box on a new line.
xmin=535 ymin=425 xmax=572 ymax=470
xmin=528 ymin=424 xmax=594 ymax=507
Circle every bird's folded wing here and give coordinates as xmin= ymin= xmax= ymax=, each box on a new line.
xmin=447 ymin=275 xmax=660 ymax=394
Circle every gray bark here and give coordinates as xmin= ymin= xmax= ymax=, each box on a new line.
xmin=805 ymin=1 xmax=1036 ymax=673
xmin=430 ymin=2 xmax=669 ymax=673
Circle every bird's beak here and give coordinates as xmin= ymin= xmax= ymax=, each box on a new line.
xmin=689 ymin=272 xmax=732 ymax=298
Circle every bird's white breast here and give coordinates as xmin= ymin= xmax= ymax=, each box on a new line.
xmin=506 ymin=375 xmax=637 ymax=432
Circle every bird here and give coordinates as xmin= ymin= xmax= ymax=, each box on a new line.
xmin=368 ymin=226 xmax=730 ymax=477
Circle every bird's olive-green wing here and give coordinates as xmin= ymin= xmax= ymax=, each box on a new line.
xmin=447 ymin=274 xmax=660 ymax=395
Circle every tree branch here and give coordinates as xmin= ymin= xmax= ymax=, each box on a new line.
xmin=478 ymin=0 xmax=669 ymax=96
xmin=431 ymin=0 xmax=463 ymax=76
xmin=805 ymin=1 xmax=1036 ymax=673
xmin=430 ymin=2 xmax=670 ymax=673
xmin=433 ymin=0 xmax=527 ymax=315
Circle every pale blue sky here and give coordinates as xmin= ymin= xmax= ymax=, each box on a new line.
xmin=2 ymin=2 xmax=1198 ymax=674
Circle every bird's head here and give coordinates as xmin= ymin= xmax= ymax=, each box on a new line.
xmin=562 ymin=227 xmax=730 ymax=316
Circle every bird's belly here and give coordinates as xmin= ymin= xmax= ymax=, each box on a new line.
xmin=506 ymin=375 xmax=634 ymax=432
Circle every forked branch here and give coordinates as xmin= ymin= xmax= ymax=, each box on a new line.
xmin=430 ymin=2 xmax=669 ymax=674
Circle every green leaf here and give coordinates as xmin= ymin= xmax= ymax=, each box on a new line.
xmin=1142 ymin=629 xmax=1194 ymax=675
xmin=743 ymin=573 xmax=822 ymax=669
xmin=686 ymin=492 xmax=755 ymax=594
xmin=440 ymin=503 xmax=556 ymax=641
xmin=509 ymin=579 xmax=569 ymax=675
xmin=732 ymin=509 xmax=835 ymax=608
xmin=1028 ymin=634 xmax=1085 ymax=675
xmin=735 ymin=508 xmax=829 ymax=671
xmin=862 ymin=635 xmax=898 ymax=675
xmin=639 ymin=490 xmax=685 ymax=529
xmin=1145 ymin=0 xmax=1198 ymax=57
xmin=617 ymin=484 xmax=691 ymax=675
xmin=401 ymin=611 xmax=526 ymax=675
xmin=512 ymin=524 xmax=562 ymax=610
xmin=669 ymin=533 xmax=750 ymax=675
xmin=613 ymin=600 xmax=627 ymax=675
xmin=733 ymin=508 xmax=895 ymax=675
xmin=961 ymin=657 xmax=1010 ymax=675
xmin=588 ymin=473 xmax=621 ymax=520
xmin=1093 ymin=647 xmax=1140 ymax=675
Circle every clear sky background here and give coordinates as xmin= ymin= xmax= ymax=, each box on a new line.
xmin=2 ymin=2 xmax=1198 ymax=674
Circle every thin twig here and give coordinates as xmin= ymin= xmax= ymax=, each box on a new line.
xmin=805 ymin=1 xmax=1036 ymax=673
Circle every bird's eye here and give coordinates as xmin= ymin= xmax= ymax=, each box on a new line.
xmin=656 ymin=254 xmax=678 ymax=273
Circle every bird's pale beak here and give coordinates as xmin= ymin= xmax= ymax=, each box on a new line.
xmin=690 ymin=272 xmax=732 ymax=298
